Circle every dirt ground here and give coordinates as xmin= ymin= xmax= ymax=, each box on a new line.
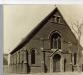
xmin=3 ymin=65 xmax=83 ymax=75
xmin=4 ymin=72 xmax=83 ymax=75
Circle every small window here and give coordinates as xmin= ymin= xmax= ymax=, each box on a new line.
xmin=26 ymin=51 xmax=28 ymax=62
xmin=31 ymin=49 xmax=35 ymax=64
xmin=51 ymin=15 xmax=60 ymax=23
xmin=64 ymin=59 xmax=66 ymax=72
xmin=74 ymin=53 xmax=77 ymax=65
xmin=54 ymin=16 xmax=60 ymax=23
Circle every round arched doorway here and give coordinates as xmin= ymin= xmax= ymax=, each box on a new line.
xmin=53 ymin=54 xmax=61 ymax=72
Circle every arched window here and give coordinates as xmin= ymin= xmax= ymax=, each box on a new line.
xmin=51 ymin=32 xmax=61 ymax=49
xmin=26 ymin=51 xmax=28 ymax=63
xmin=64 ymin=59 xmax=66 ymax=72
xmin=31 ymin=49 xmax=35 ymax=64
xmin=74 ymin=53 xmax=77 ymax=65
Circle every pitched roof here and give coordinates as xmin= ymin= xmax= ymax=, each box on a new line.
xmin=10 ymin=7 xmax=77 ymax=54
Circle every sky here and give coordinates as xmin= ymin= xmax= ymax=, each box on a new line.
xmin=4 ymin=5 xmax=83 ymax=54
xmin=3 ymin=0 xmax=83 ymax=4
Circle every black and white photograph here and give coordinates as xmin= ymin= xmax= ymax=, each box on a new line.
xmin=3 ymin=5 xmax=83 ymax=75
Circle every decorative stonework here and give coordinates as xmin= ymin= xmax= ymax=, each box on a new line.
xmin=50 ymin=50 xmax=63 ymax=72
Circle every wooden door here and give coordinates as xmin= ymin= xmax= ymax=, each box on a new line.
xmin=53 ymin=54 xmax=61 ymax=72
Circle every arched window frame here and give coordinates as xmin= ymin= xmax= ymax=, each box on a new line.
xmin=50 ymin=31 xmax=61 ymax=49
xmin=74 ymin=53 xmax=77 ymax=65
xmin=31 ymin=49 xmax=36 ymax=64
xmin=64 ymin=58 xmax=66 ymax=72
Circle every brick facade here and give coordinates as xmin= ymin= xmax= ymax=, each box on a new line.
xmin=9 ymin=8 xmax=83 ymax=74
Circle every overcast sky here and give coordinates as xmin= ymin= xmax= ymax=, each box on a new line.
xmin=3 ymin=0 xmax=83 ymax=4
xmin=4 ymin=5 xmax=83 ymax=54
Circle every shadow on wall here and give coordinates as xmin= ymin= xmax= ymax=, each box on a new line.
xmin=45 ymin=64 xmax=48 ymax=73
xmin=27 ymin=63 xmax=31 ymax=73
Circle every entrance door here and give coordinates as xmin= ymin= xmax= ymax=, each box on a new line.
xmin=53 ymin=54 xmax=61 ymax=72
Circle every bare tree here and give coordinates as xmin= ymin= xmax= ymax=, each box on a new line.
xmin=72 ymin=21 xmax=83 ymax=71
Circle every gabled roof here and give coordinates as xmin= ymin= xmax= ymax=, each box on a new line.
xmin=10 ymin=7 xmax=77 ymax=54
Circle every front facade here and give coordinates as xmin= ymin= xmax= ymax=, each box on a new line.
xmin=9 ymin=8 xmax=83 ymax=74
